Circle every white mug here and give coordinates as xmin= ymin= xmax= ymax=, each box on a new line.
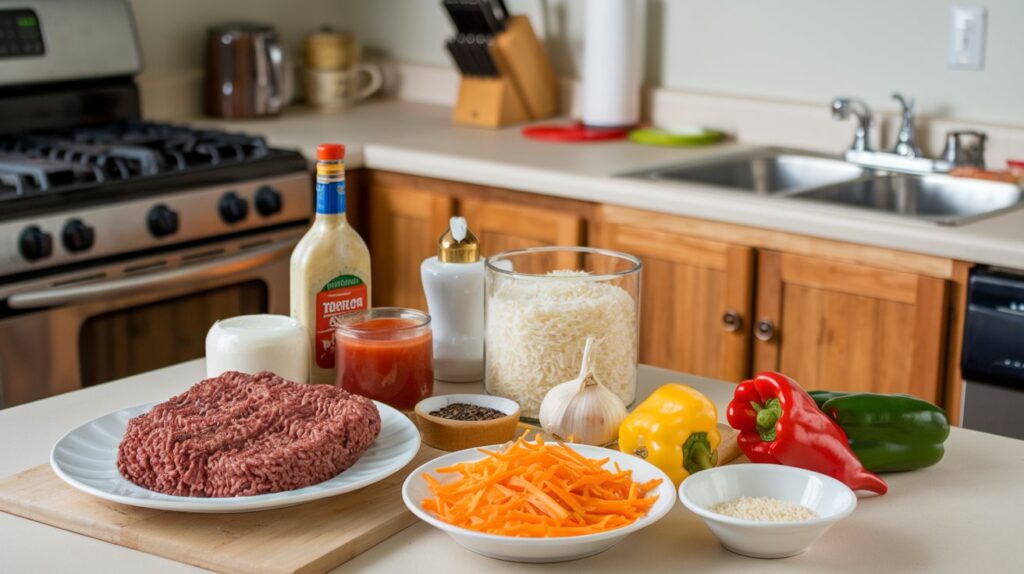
xmin=305 ymin=63 xmax=383 ymax=109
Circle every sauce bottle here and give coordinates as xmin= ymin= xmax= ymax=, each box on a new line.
xmin=290 ymin=143 xmax=371 ymax=385
xmin=420 ymin=217 xmax=484 ymax=382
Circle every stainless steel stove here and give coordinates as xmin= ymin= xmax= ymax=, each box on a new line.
xmin=0 ymin=0 xmax=312 ymax=407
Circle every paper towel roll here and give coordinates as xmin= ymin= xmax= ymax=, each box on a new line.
xmin=581 ymin=0 xmax=646 ymax=128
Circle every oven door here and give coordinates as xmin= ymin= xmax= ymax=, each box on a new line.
xmin=0 ymin=231 xmax=299 ymax=408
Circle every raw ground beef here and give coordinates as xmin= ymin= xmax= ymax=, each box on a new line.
xmin=117 ymin=371 xmax=381 ymax=497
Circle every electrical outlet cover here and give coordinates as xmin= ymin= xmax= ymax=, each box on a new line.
xmin=948 ymin=7 xmax=987 ymax=70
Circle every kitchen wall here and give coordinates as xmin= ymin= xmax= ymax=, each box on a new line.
xmin=340 ymin=0 xmax=1024 ymax=127
xmin=128 ymin=0 xmax=347 ymax=117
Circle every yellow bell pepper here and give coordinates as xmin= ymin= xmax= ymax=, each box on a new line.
xmin=618 ymin=384 xmax=720 ymax=485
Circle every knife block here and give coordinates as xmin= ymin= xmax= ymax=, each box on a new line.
xmin=453 ymin=77 xmax=530 ymax=128
xmin=453 ymin=15 xmax=559 ymax=129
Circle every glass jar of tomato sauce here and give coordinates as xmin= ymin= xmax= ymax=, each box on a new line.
xmin=334 ymin=307 xmax=433 ymax=410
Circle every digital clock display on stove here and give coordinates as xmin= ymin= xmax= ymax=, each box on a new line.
xmin=0 ymin=9 xmax=44 ymax=58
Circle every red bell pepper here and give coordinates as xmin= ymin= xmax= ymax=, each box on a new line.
xmin=727 ymin=372 xmax=888 ymax=495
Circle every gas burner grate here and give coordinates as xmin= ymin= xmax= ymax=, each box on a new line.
xmin=0 ymin=122 xmax=273 ymax=200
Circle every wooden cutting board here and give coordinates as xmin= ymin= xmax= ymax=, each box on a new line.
xmin=0 ymin=446 xmax=441 ymax=574
xmin=0 ymin=426 xmax=740 ymax=574
xmin=715 ymin=423 xmax=742 ymax=465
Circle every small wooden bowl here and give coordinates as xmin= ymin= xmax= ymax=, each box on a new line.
xmin=413 ymin=394 xmax=521 ymax=451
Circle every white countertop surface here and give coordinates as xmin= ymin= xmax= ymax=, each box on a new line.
xmin=1 ymin=359 xmax=1021 ymax=573
xmin=192 ymin=100 xmax=1024 ymax=270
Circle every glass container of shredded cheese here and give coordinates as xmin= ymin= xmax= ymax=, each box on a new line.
xmin=484 ymin=246 xmax=641 ymax=420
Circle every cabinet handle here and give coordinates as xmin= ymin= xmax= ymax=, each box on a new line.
xmin=721 ymin=310 xmax=743 ymax=333
xmin=755 ymin=319 xmax=776 ymax=342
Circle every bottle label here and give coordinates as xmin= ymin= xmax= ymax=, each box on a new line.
xmin=314 ymin=274 xmax=367 ymax=368
xmin=316 ymin=177 xmax=346 ymax=214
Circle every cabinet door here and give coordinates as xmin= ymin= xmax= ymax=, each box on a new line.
xmin=594 ymin=221 xmax=754 ymax=381
xmin=460 ymin=197 xmax=584 ymax=271
xmin=344 ymin=168 xmax=367 ymax=236
xmin=369 ymin=182 xmax=454 ymax=310
xmin=754 ymin=251 xmax=948 ymax=401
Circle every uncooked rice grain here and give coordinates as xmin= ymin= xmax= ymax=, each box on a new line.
xmin=709 ymin=496 xmax=818 ymax=521
xmin=485 ymin=271 xmax=637 ymax=418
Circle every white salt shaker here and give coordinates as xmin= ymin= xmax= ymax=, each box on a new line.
xmin=421 ymin=217 xmax=485 ymax=382
xmin=205 ymin=314 xmax=309 ymax=383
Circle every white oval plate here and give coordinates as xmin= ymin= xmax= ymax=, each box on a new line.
xmin=51 ymin=400 xmax=420 ymax=513
xmin=403 ymin=443 xmax=676 ymax=563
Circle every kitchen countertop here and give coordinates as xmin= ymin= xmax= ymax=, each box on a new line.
xmin=1 ymin=359 xmax=1020 ymax=573
xmin=193 ymin=100 xmax=1024 ymax=270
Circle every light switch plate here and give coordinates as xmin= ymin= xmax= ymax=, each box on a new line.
xmin=948 ymin=7 xmax=987 ymax=70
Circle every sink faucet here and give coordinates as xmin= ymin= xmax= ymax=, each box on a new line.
xmin=830 ymin=97 xmax=873 ymax=152
xmin=942 ymin=130 xmax=987 ymax=169
xmin=891 ymin=93 xmax=922 ymax=158
xmin=832 ymin=92 xmax=987 ymax=174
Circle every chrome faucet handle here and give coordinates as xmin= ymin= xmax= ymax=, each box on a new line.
xmin=891 ymin=92 xmax=923 ymax=158
xmin=942 ymin=130 xmax=987 ymax=168
xmin=831 ymin=97 xmax=873 ymax=152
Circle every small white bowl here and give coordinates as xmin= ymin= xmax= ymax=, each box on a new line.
xmin=678 ymin=464 xmax=856 ymax=559
xmin=403 ymin=443 xmax=676 ymax=563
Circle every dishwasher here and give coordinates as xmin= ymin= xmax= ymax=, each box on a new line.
xmin=960 ymin=267 xmax=1024 ymax=439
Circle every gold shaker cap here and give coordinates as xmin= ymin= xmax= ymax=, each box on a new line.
xmin=438 ymin=216 xmax=480 ymax=263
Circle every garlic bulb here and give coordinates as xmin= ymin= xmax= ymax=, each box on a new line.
xmin=539 ymin=337 xmax=628 ymax=446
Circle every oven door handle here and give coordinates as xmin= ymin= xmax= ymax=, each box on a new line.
xmin=7 ymin=239 xmax=295 ymax=310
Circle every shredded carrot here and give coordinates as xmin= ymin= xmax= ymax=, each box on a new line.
xmin=421 ymin=435 xmax=661 ymax=537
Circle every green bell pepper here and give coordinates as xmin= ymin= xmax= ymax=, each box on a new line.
xmin=808 ymin=391 xmax=950 ymax=473
xmin=809 ymin=390 xmax=849 ymax=409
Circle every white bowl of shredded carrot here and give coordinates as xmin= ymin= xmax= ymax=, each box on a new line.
xmin=402 ymin=435 xmax=676 ymax=563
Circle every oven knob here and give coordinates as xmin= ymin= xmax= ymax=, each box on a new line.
xmin=219 ymin=191 xmax=249 ymax=224
xmin=18 ymin=225 xmax=53 ymax=261
xmin=62 ymin=218 xmax=95 ymax=252
xmin=147 ymin=204 xmax=179 ymax=238
xmin=255 ymin=186 xmax=283 ymax=216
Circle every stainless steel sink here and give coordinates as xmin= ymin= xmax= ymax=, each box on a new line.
xmin=794 ymin=173 xmax=1024 ymax=225
xmin=622 ymin=148 xmax=1024 ymax=225
xmin=626 ymin=149 xmax=864 ymax=195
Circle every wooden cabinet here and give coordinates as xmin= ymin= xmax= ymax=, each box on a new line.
xmin=365 ymin=171 xmax=592 ymax=309
xmin=461 ymin=197 xmax=584 ymax=271
xmin=753 ymin=251 xmax=949 ymax=402
xmin=344 ymin=169 xmax=367 ymax=236
xmin=594 ymin=213 xmax=754 ymax=381
xmin=367 ymin=175 xmax=454 ymax=310
xmin=361 ymin=178 xmax=964 ymax=408
xmin=597 ymin=205 xmax=961 ymax=405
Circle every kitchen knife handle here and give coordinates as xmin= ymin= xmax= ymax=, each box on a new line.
xmin=456 ymin=34 xmax=481 ymax=76
xmin=442 ymin=0 xmax=468 ymax=34
xmin=446 ymin=38 xmax=470 ymax=75
xmin=471 ymin=35 xmax=499 ymax=77
xmin=493 ymin=0 xmax=510 ymax=21
xmin=477 ymin=0 xmax=504 ymax=33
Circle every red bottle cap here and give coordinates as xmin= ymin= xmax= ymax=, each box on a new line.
xmin=317 ymin=144 xmax=346 ymax=160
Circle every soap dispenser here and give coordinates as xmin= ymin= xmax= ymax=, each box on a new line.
xmin=421 ymin=217 xmax=485 ymax=382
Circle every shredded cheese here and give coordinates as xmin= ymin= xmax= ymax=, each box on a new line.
xmin=709 ymin=497 xmax=818 ymax=521
xmin=485 ymin=272 xmax=637 ymax=418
